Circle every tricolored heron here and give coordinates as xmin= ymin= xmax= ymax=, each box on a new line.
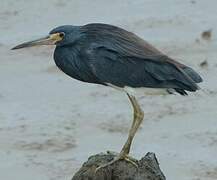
xmin=12 ymin=23 xmax=202 ymax=170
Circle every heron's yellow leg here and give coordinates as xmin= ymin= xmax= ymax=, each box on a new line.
xmin=96 ymin=93 xmax=144 ymax=172
xmin=120 ymin=93 xmax=144 ymax=156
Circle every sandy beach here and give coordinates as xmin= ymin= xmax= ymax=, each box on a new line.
xmin=0 ymin=0 xmax=217 ymax=179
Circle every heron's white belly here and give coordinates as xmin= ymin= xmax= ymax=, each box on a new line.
xmin=124 ymin=86 xmax=169 ymax=96
xmin=107 ymin=83 xmax=169 ymax=96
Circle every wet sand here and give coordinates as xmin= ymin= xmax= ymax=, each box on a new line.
xmin=0 ymin=0 xmax=217 ymax=179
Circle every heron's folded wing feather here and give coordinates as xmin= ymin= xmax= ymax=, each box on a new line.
xmin=82 ymin=23 xmax=202 ymax=85
xmin=87 ymin=46 xmax=199 ymax=91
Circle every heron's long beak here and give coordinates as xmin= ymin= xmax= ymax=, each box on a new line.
xmin=11 ymin=33 xmax=63 ymax=50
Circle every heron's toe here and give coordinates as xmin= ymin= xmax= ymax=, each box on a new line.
xmin=95 ymin=153 xmax=138 ymax=173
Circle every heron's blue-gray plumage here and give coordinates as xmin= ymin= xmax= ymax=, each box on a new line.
xmin=54 ymin=45 xmax=100 ymax=84
xmin=53 ymin=23 xmax=202 ymax=95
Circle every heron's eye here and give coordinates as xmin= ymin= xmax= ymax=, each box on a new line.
xmin=59 ymin=32 xmax=65 ymax=38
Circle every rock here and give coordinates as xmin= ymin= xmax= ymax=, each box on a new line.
xmin=71 ymin=152 xmax=166 ymax=180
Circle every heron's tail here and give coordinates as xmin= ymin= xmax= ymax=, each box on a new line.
xmin=172 ymin=66 xmax=202 ymax=95
xmin=182 ymin=66 xmax=203 ymax=83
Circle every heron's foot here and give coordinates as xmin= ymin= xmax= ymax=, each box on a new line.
xmin=106 ymin=150 xmax=138 ymax=162
xmin=95 ymin=152 xmax=138 ymax=173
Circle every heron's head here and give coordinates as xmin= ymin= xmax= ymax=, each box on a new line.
xmin=11 ymin=25 xmax=81 ymax=50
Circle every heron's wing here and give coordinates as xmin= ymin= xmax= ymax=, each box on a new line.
xmin=82 ymin=23 xmax=202 ymax=84
xmin=82 ymin=23 xmax=163 ymax=58
xmin=82 ymin=23 xmax=202 ymax=91
xmin=86 ymin=45 xmax=200 ymax=92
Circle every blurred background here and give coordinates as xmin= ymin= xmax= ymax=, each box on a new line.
xmin=0 ymin=0 xmax=216 ymax=180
